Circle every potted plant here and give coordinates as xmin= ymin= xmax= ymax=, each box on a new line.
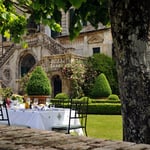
xmin=26 ymin=66 xmax=52 ymax=104
xmin=0 ymin=87 xmax=13 ymax=107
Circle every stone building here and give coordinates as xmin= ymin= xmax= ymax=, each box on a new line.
xmin=0 ymin=12 xmax=112 ymax=97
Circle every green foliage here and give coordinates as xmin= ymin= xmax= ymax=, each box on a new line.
xmin=82 ymin=59 xmax=98 ymax=96
xmin=88 ymin=103 xmax=121 ymax=115
xmin=108 ymin=94 xmax=120 ymax=101
xmin=92 ymin=54 xmax=118 ymax=94
xmin=19 ymin=73 xmax=31 ymax=95
xmin=61 ymin=60 xmax=86 ymax=98
xmin=0 ymin=1 xmax=27 ymax=42
xmin=26 ymin=66 xmax=51 ymax=96
xmin=68 ymin=0 xmax=110 ymax=40
xmin=0 ymin=87 xmax=13 ymax=98
xmin=79 ymin=96 xmax=92 ymax=104
xmin=55 ymin=93 xmax=69 ymax=99
xmin=83 ymin=54 xmax=119 ymax=95
xmin=0 ymin=0 xmax=109 ymax=41
xmin=92 ymin=99 xmax=120 ymax=104
xmin=11 ymin=94 xmax=23 ymax=103
xmin=91 ymin=73 xmax=112 ymax=98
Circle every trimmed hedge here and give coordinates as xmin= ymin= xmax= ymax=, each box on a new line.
xmin=50 ymin=98 xmax=121 ymax=115
xmin=88 ymin=103 xmax=121 ymax=115
xmin=55 ymin=93 xmax=69 ymax=99
xmin=92 ymin=99 xmax=120 ymax=104
xmin=108 ymin=94 xmax=120 ymax=101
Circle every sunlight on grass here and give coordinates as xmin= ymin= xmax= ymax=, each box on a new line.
xmin=87 ymin=115 xmax=123 ymax=140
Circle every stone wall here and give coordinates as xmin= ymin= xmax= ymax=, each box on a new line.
xmin=1 ymin=125 xmax=150 ymax=150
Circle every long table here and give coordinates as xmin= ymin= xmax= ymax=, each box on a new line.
xmin=1 ymin=107 xmax=83 ymax=135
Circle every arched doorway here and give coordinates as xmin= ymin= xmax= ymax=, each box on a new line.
xmin=20 ymin=54 xmax=36 ymax=77
xmin=52 ymin=75 xmax=62 ymax=97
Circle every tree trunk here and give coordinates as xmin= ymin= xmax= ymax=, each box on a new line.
xmin=110 ymin=1 xmax=150 ymax=143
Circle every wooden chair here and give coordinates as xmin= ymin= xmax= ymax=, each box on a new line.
xmin=52 ymin=98 xmax=89 ymax=136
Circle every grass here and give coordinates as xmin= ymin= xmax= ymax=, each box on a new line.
xmin=87 ymin=115 xmax=123 ymax=140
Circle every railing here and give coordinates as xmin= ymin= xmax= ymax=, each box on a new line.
xmin=24 ymin=33 xmax=67 ymax=54
xmin=0 ymin=32 xmax=67 ymax=68
xmin=0 ymin=42 xmax=15 ymax=68
xmin=36 ymin=53 xmax=86 ymax=72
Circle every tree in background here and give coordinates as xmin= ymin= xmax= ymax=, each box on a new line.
xmin=83 ymin=54 xmax=118 ymax=96
xmin=1 ymin=0 xmax=150 ymax=144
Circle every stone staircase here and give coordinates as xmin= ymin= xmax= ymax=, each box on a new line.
xmin=23 ymin=33 xmax=68 ymax=55
xmin=0 ymin=43 xmax=15 ymax=68
xmin=0 ymin=33 xmax=67 ymax=68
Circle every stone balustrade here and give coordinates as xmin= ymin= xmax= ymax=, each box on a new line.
xmin=1 ymin=125 xmax=150 ymax=150
xmin=39 ymin=53 xmax=86 ymax=71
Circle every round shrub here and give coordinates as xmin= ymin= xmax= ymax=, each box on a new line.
xmin=108 ymin=94 xmax=120 ymax=101
xmin=91 ymin=73 xmax=112 ymax=98
xmin=26 ymin=66 xmax=51 ymax=95
xmin=55 ymin=93 xmax=69 ymax=99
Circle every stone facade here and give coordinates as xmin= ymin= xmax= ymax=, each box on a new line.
xmin=56 ymin=28 xmax=112 ymax=57
xmin=0 ymin=13 xmax=113 ymax=97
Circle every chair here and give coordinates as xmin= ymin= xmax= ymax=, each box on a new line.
xmin=0 ymin=100 xmax=10 ymax=125
xmin=0 ymin=99 xmax=30 ymax=128
xmin=52 ymin=98 xmax=89 ymax=136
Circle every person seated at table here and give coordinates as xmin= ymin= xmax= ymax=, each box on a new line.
xmin=6 ymin=97 xmax=11 ymax=108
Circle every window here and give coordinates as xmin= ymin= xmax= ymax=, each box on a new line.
xmin=93 ymin=47 xmax=100 ymax=54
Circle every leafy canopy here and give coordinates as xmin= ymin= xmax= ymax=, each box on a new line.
xmin=0 ymin=0 xmax=110 ymax=42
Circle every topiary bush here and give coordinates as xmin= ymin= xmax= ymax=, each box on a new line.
xmin=26 ymin=66 xmax=51 ymax=95
xmin=108 ymin=94 xmax=120 ymax=101
xmin=90 ymin=73 xmax=112 ymax=98
xmin=55 ymin=93 xmax=69 ymax=99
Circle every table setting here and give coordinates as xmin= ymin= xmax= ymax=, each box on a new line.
xmin=1 ymin=97 xmax=83 ymax=135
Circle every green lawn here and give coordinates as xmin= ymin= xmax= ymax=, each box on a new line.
xmin=87 ymin=115 xmax=123 ymax=140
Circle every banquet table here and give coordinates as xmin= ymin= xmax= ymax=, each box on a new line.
xmin=1 ymin=107 xmax=83 ymax=135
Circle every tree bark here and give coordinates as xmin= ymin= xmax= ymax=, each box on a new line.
xmin=110 ymin=0 xmax=150 ymax=143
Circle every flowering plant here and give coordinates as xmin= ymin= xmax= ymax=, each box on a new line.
xmin=11 ymin=94 xmax=23 ymax=103
xmin=0 ymin=87 xmax=12 ymax=98
xmin=61 ymin=60 xmax=86 ymax=98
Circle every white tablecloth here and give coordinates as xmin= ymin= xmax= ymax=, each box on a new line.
xmin=1 ymin=108 xmax=83 ymax=135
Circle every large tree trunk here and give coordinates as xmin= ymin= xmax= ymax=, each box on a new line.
xmin=110 ymin=1 xmax=150 ymax=143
